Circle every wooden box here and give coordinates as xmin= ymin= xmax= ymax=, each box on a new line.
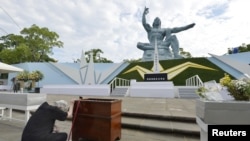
xmin=72 ymin=98 xmax=122 ymax=141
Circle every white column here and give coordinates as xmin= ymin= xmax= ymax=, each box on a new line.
xmin=153 ymin=38 xmax=160 ymax=73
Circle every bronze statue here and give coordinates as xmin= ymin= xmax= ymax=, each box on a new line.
xmin=137 ymin=7 xmax=195 ymax=61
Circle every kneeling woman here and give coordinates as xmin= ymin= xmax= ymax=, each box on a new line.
xmin=21 ymin=100 xmax=74 ymax=141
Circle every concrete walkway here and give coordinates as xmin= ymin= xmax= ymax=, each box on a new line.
xmin=0 ymin=94 xmax=200 ymax=141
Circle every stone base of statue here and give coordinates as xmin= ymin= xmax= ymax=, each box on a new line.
xmin=129 ymin=79 xmax=175 ymax=98
xmin=141 ymin=50 xmax=174 ymax=62
xmin=137 ymin=42 xmax=183 ymax=62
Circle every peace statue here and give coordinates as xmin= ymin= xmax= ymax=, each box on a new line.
xmin=137 ymin=7 xmax=195 ymax=61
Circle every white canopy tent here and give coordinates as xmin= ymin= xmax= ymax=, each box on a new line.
xmin=0 ymin=62 xmax=23 ymax=91
xmin=0 ymin=62 xmax=23 ymax=113
xmin=0 ymin=62 xmax=23 ymax=73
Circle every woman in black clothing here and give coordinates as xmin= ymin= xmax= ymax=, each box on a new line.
xmin=21 ymin=100 xmax=74 ymax=141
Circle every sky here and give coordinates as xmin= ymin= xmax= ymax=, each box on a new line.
xmin=0 ymin=0 xmax=250 ymax=63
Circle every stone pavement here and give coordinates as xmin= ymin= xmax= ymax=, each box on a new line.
xmin=0 ymin=94 xmax=200 ymax=141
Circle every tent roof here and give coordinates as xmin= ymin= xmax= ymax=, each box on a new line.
xmin=0 ymin=62 xmax=23 ymax=73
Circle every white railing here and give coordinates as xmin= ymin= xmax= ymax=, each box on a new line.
xmin=186 ymin=75 xmax=203 ymax=87
xmin=109 ymin=77 xmax=130 ymax=94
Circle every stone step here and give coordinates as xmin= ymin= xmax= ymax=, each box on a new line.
xmin=179 ymin=94 xmax=199 ymax=99
xmin=178 ymin=87 xmax=199 ymax=99
xmin=111 ymin=87 xmax=128 ymax=97
xmin=122 ymin=112 xmax=200 ymax=138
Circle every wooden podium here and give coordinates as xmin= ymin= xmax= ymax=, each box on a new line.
xmin=72 ymin=98 xmax=122 ymax=141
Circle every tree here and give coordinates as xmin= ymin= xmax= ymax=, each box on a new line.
xmin=0 ymin=34 xmax=25 ymax=51
xmin=123 ymin=58 xmax=141 ymax=63
xmin=85 ymin=48 xmax=113 ymax=63
xmin=0 ymin=24 xmax=63 ymax=64
xmin=179 ymin=48 xmax=192 ymax=58
xmin=228 ymin=43 xmax=250 ymax=54
xmin=238 ymin=43 xmax=250 ymax=52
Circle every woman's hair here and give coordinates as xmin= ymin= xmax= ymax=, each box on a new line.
xmin=53 ymin=100 xmax=68 ymax=112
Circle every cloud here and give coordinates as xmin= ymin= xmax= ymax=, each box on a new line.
xmin=0 ymin=0 xmax=250 ymax=63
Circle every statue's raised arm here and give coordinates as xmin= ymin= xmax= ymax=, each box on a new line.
xmin=142 ymin=7 xmax=151 ymax=32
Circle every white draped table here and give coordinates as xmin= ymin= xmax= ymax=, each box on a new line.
xmin=0 ymin=92 xmax=47 ymax=122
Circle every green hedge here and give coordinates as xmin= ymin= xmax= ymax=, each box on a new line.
xmin=117 ymin=57 xmax=233 ymax=86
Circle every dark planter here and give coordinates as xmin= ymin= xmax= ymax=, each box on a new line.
xmin=34 ymin=87 xmax=40 ymax=93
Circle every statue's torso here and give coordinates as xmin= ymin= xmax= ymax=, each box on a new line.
xmin=148 ymin=28 xmax=172 ymax=43
xmin=148 ymin=28 xmax=165 ymax=43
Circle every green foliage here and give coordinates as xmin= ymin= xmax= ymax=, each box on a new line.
xmin=0 ymin=43 xmax=31 ymax=64
xmin=85 ymin=48 xmax=113 ymax=63
xmin=0 ymin=24 xmax=63 ymax=64
xmin=179 ymin=48 xmax=192 ymax=58
xmin=117 ymin=57 xmax=230 ymax=86
xmin=16 ymin=70 xmax=29 ymax=82
xmin=228 ymin=43 xmax=250 ymax=54
xmin=29 ymin=70 xmax=44 ymax=82
xmin=220 ymin=73 xmax=250 ymax=101
xmin=16 ymin=70 xmax=44 ymax=82
xmin=118 ymin=61 xmax=153 ymax=81
xmin=123 ymin=58 xmax=142 ymax=63
xmin=195 ymin=87 xmax=208 ymax=99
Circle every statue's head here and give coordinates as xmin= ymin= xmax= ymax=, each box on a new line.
xmin=153 ymin=17 xmax=161 ymax=28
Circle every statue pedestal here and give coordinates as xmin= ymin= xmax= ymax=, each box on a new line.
xmin=129 ymin=80 xmax=175 ymax=98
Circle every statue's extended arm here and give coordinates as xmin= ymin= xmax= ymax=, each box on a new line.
xmin=170 ymin=23 xmax=195 ymax=33
xmin=142 ymin=7 xmax=151 ymax=32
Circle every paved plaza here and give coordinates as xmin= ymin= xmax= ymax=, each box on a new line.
xmin=0 ymin=94 xmax=200 ymax=141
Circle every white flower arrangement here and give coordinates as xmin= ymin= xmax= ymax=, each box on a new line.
xmin=220 ymin=74 xmax=250 ymax=101
xmin=196 ymin=80 xmax=224 ymax=101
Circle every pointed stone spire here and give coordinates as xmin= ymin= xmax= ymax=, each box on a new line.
xmin=79 ymin=50 xmax=88 ymax=84
xmin=84 ymin=52 xmax=96 ymax=85
xmin=80 ymin=50 xmax=87 ymax=69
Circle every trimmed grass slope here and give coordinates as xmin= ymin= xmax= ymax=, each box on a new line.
xmin=116 ymin=57 xmax=231 ymax=86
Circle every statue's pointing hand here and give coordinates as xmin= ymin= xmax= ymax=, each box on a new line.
xmin=144 ymin=7 xmax=149 ymax=15
xmin=189 ymin=23 xmax=196 ymax=28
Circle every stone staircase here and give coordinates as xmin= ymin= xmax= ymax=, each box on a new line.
xmin=122 ymin=112 xmax=200 ymax=138
xmin=111 ymin=86 xmax=200 ymax=99
xmin=177 ymin=86 xmax=200 ymax=99
xmin=111 ymin=87 xmax=128 ymax=97
xmin=110 ymin=86 xmax=200 ymax=139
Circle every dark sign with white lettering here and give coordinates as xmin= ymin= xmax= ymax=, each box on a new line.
xmin=144 ymin=73 xmax=168 ymax=81
xmin=208 ymin=125 xmax=250 ymax=140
